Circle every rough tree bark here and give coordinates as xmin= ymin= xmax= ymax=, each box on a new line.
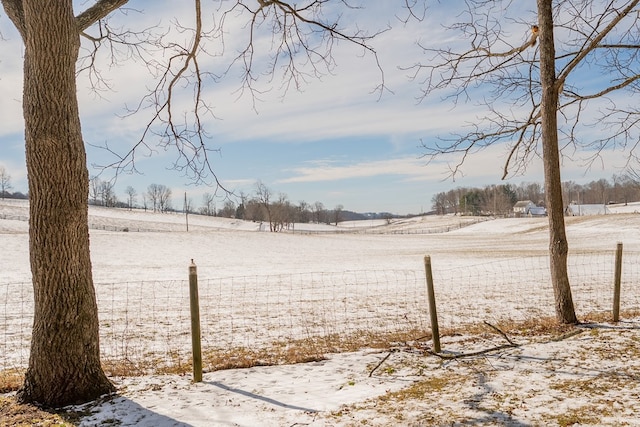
xmin=537 ymin=0 xmax=577 ymax=324
xmin=3 ymin=0 xmax=115 ymax=406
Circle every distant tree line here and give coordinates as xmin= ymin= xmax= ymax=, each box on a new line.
xmin=7 ymin=166 xmax=638 ymax=221
xmin=88 ymin=178 xmax=173 ymax=213
xmin=431 ymin=174 xmax=640 ymax=216
xmin=203 ymin=181 xmax=346 ymax=232
xmin=84 ymin=178 xmax=347 ymax=231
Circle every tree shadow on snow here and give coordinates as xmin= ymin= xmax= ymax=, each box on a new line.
xmin=578 ymin=319 xmax=640 ymax=330
xmin=454 ymin=372 xmax=533 ymax=427
xmin=73 ymin=394 xmax=195 ymax=427
xmin=208 ymin=381 xmax=318 ymax=413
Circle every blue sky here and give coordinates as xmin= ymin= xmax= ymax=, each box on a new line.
xmin=0 ymin=1 xmax=628 ymax=215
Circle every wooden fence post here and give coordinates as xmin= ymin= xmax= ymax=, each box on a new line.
xmin=613 ymin=242 xmax=623 ymax=323
xmin=424 ymin=255 xmax=441 ymax=353
xmin=189 ymin=259 xmax=203 ymax=382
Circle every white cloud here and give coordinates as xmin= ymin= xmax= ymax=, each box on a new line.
xmin=277 ymin=157 xmax=425 ymax=184
xmin=275 ymin=137 xmax=625 ymax=189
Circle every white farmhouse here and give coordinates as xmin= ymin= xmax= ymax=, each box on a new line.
xmin=513 ymin=200 xmax=536 ymax=216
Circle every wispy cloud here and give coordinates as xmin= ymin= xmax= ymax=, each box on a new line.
xmin=277 ymin=157 xmax=431 ymax=184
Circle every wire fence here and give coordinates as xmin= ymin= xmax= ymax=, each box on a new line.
xmin=2 ymin=250 xmax=639 ymax=374
xmin=0 ymin=212 xmax=154 ymax=233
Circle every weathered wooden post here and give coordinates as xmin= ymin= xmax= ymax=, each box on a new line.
xmin=613 ymin=242 xmax=623 ymax=323
xmin=424 ymin=255 xmax=441 ymax=353
xmin=189 ymin=259 xmax=203 ymax=382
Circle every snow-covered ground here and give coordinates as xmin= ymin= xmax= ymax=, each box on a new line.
xmin=2 ymin=199 xmax=640 ymax=425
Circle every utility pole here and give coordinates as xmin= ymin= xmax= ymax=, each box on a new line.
xmin=184 ymin=192 xmax=189 ymax=232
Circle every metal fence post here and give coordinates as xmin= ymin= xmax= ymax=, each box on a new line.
xmin=189 ymin=259 xmax=203 ymax=382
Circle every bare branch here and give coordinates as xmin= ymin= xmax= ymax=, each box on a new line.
xmin=77 ymin=1 xmax=389 ymax=192
xmin=413 ymin=1 xmax=640 ymax=180
xmin=76 ymin=0 xmax=130 ymax=32
xmin=568 ymin=73 xmax=640 ymax=100
xmin=556 ymin=0 xmax=640 ymax=90
xmin=219 ymin=0 xmax=389 ymax=105
xmin=92 ymin=0 xmax=229 ymax=190
xmin=78 ymin=16 xmax=163 ymax=96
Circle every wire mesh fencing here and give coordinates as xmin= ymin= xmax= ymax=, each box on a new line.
xmin=432 ymin=250 xmax=640 ymax=328
xmin=95 ymin=269 xmax=429 ymax=372
xmin=2 ymin=250 xmax=638 ymax=374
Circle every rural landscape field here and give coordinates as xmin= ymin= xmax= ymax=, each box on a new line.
xmin=2 ymin=198 xmax=640 ymax=426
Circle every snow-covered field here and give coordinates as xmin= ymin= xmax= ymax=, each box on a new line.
xmin=2 ymin=199 xmax=640 ymax=425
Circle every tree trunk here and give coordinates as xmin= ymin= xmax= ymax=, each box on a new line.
xmin=15 ymin=0 xmax=114 ymax=406
xmin=537 ymin=0 xmax=578 ymax=324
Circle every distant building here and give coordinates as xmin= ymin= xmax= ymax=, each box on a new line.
xmin=565 ymin=203 xmax=611 ymax=216
xmin=513 ymin=200 xmax=536 ymax=216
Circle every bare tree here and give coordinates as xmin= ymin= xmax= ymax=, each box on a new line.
xmin=146 ymin=183 xmax=162 ymax=212
xmin=333 ymin=204 xmax=344 ymax=225
xmin=589 ymin=179 xmax=612 ymax=205
xmin=218 ymin=199 xmax=236 ymax=218
xmin=124 ymin=186 xmax=137 ymax=210
xmin=0 ymin=165 xmax=13 ymax=199
xmin=200 ymin=192 xmax=216 ymax=216
xmin=146 ymin=184 xmax=172 ymax=212
xmin=235 ymin=191 xmax=249 ymax=220
xmin=184 ymin=194 xmax=194 ymax=214
xmin=431 ymin=192 xmax=446 ymax=215
xmin=0 ymin=0 xmax=388 ymax=407
xmin=408 ymin=0 xmax=640 ymax=323
xmin=244 ymin=198 xmax=264 ymax=222
xmin=100 ymin=180 xmax=117 ymax=207
xmin=89 ymin=176 xmax=102 ymax=206
xmin=313 ymin=201 xmax=326 ymax=224
xmin=158 ymin=185 xmax=172 ymax=212
xmin=271 ymin=192 xmax=293 ymax=231
xmin=446 ymin=189 xmax=460 ymax=215
xmin=255 ymin=180 xmax=274 ymax=231
xmin=297 ymin=200 xmax=311 ymax=223
xmin=623 ymin=167 xmax=640 ymax=203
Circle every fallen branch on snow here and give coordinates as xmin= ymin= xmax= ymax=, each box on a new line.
xmin=426 ymin=321 xmax=519 ymax=360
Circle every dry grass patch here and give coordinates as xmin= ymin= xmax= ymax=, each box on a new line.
xmin=428 ymin=315 xmax=575 ymax=344
xmin=581 ymin=308 xmax=640 ymax=323
xmin=547 ymin=406 xmax=605 ymax=427
xmin=440 ymin=309 xmax=640 ymax=342
xmin=0 ymin=396 xmax=76 ymax=427
xmin=550 ymin=376 xmax=610 ymax=396
xmin=102 ymin=358 xmax=153 ymax=377
xmin=550 ymin=371 xmax=639 ymax=397
xmin=203 ymin=328 xmax=429 ymax=371
xmin=99 ymin=328 xmax=430 ymax=376
xmin=0 ymin=369 xmax=24 ymax=394
xmin=381 ymin=372 xmax=466 ymax=401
